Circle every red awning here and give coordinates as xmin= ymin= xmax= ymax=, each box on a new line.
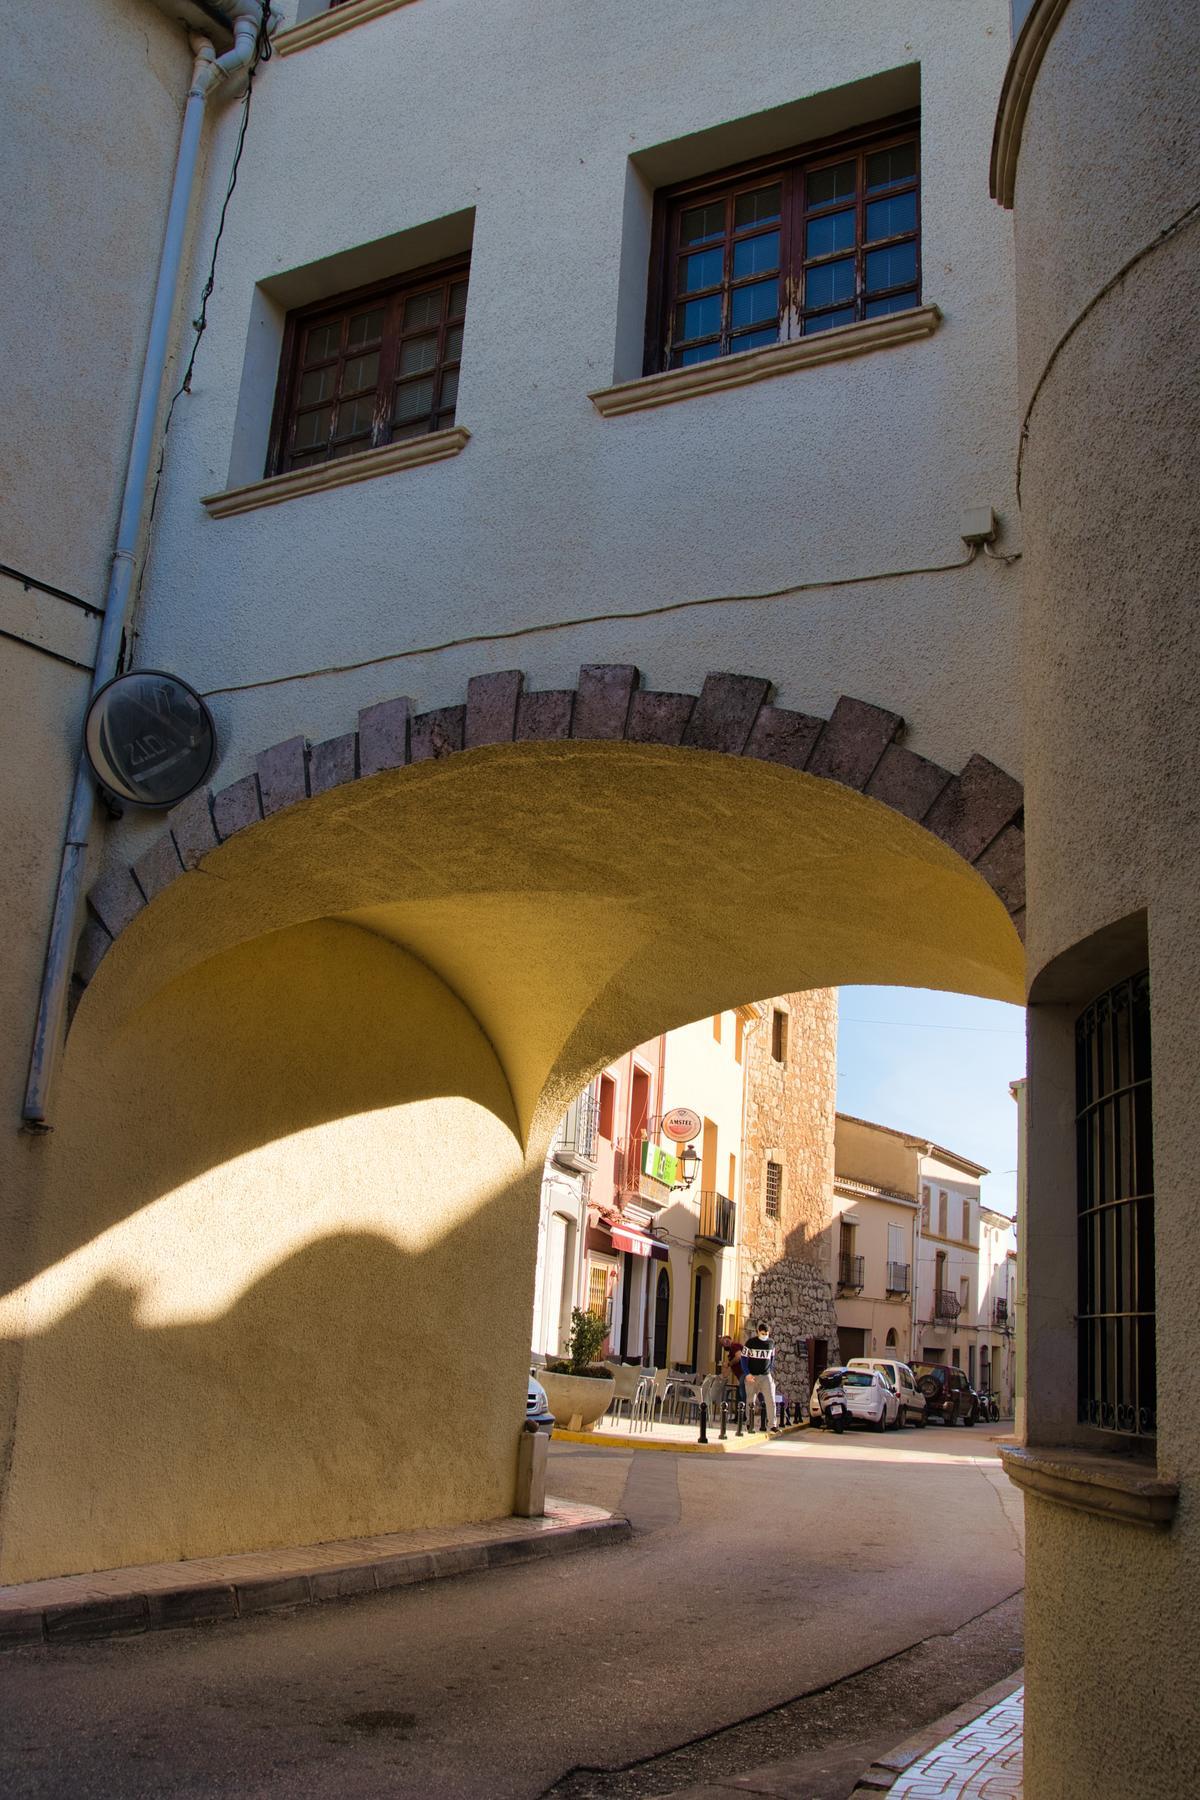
xmin=612 ymin=1227 xmax=651 ymax=1257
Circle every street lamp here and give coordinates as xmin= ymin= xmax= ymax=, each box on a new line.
xmin=673 ymin=1143 xmax=700 ymax=1191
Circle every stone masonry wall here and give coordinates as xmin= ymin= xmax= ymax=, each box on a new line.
xmin=742 ymin=989 xmax=839 ymax=1278
xmin=748 ymin=1259 xmax=841 ymax=1406
xmin=740 ymin=989 xmax=840 ymax=1403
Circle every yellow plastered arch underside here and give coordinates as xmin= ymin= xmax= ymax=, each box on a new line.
xmin=80 ymin=739 xmax=1023 ymax=1148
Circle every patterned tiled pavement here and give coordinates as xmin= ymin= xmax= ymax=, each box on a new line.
xmin=884 ymin=1686 xmax=1023 ymax=1799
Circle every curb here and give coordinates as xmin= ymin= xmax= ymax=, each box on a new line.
xmin=0 ymin=1513 xmax=632 ymax=1652
xmin=552 ymin=1419 xmax=811 ymax=1456
xmin=847 ymin=1669 xmax=1025 ymax=1795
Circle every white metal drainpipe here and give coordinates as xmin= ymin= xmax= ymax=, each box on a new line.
xmin=21 ymin=3 xmax=266 ymax=1129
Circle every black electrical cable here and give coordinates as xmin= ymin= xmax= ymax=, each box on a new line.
xmin=131 ymin=2 xmax=274 ymax=655
xmin=0 ymin=563 xmax=103 ymax=617
xmin=0 ymin=627 xmax=93 ymax=673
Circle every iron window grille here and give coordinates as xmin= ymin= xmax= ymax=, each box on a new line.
xmin=838 ymin=1252 xmax=865 ymax=1291
xmin=267 ymin=258 xmax=468 ymax=477
xmin=646 ymin=113 xmax=920 ymax=372
xmin=934 ymin=1288 xmax=960 ymax=1320
xmin=1076 ymin=970 xmax=1155 ymax=1436
xmin=764 ymin=1160 xmax=782 ymax=1219
xmin=886 ymin=1261 xmax=911 ymax=1295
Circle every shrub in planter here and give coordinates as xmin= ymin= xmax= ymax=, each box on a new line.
xmin=541 ymin=1309 xmax=614 ymax=1428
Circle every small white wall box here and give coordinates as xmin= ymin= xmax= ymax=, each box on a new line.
xmin=961 ymin=507 xmax=998 ymax=546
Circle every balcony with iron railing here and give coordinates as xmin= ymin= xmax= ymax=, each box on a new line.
xmin=935 ymin=1288 xmax=962 ymax=1320
xmin=838 ymin=1252 xmax=865 ymax=1292
xmin=993 ymin=1297 xmax=1010 ymax=1327
xmin=697 ymin=1190 xmax=736 ymax=1247
xmin=886 ymin=1261 xmax=911 ymax=1296
xmin=552 ymin=1087 xmax=598 ymax=1172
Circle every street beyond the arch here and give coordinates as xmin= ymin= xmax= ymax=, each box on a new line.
xmin=0 ymin=1430 xmax=1023 ymax=1799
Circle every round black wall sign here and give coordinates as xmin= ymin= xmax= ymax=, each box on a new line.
xmin=84 ymin=670 xmax=217 ymax=809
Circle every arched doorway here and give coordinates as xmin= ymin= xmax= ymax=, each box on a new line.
xmin=653 ymin=1266 xmax=671 ymax=1370
xmin=885 ymin=1327 xmax=898 ymax=1348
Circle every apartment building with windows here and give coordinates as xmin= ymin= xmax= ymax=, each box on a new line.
xmin=830 ymin=1115 xmax=918 ymax=1364
xmin=914 ymin=1147 xmax=989 ymax=1382
xmin=976 ymin=1203 xmax=1017 ymax=1412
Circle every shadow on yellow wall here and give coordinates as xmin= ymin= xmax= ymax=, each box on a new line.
xmin=1 ymin=741 xmax=1023 ymax=1582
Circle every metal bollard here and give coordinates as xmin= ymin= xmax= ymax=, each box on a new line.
xmin=719 ymin=1400 xmax=728 ymax=1440
xmin=758 ymin=1394 xmax=768 ymax=1433
xmin=776 ymin=1397 xmax=785 ymax=1431
xmin=698 ymin=1401 xmax=708 ymax=1444
xmin=736 ymin=1399 xmax=744 ymax=1437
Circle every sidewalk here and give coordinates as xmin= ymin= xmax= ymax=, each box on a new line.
xmin=850 ymin=1675 xmax=1023 ymax=1798
xmin=552 ymin=1417 xmax=809 ymax=1455
xmin=0 ymin=1496 xmax=629 ymax=1651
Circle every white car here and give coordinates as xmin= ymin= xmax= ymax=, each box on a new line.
xmin=847 ymin=1357 xmax=927 ymax=1428
xmin=809 ymin=1366 xmax=901 ymax=1432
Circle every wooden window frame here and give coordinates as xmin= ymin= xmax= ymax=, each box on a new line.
xmin=266 ymin=254 xmax=469 ymax=479
xmin=644 ymin=110 xmax=920 ymax=375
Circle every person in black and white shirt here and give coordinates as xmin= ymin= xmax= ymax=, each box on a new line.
xmin=743 ymin=1322 xmax=779 ymax=1431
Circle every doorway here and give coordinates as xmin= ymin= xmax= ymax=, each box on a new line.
xmin=653 ymin=1266 xmax=670 ymax=1369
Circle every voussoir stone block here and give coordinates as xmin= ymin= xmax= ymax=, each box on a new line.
xmin=168 ymin=787 xmax=218 ymax=869
xmin=132 ymin=832 xmax=184 ymax=904
xmin=74 ymin=915 xmax=113 ymax=985
xmin=309 ymin=732 xmax=358 ymax=796
xmin=973 ymin=823 xmax=1026 ymax=914
xmin=515 ymin=689 xmax=574 ymax=741
xmin=682 ymin=673 xmax=771 ymax=753
xmin=211 ymin=773 xmax=263 ymax=841
xmin=922 ymin=753 xmax=1023 ymax=861
xmin=465 ymin=671 xmax=523 ymax=748
xmin=411 ymin=706 xmax=465 ymax=762
xmin=743 ymin=704 xmax=824 ymax=770
xmin=865 ymin=742 xmax=953 ymax=821
xmin=357 ymin=695 xmax=411 ymax=777
xmin=256 ymin=735 xmax=309 ymax=816
xmin=625 ymin=691 xmax=695 ymax=746
xmin=572 ymin=664 xmax=638 ymax=740
xmin=807 ymin=696 xmax=903 ymax=789
xmin=87 ymin=864 xmax=145 ymax=939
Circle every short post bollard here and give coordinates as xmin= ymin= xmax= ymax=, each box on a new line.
xmin=719 ymin=1400 xmax=728 ymax=1440
xmin=736 ymin=1399 xmax=744 ymax=1437
xmin=698 ymin=1401 xmax=708 ymax=1444
xmin=758 ymin=1394 xmax=768 ymax=1433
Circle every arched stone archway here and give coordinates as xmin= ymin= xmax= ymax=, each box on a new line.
xmin=0 ymin=663 xmax=1026 ymax=1584
xmin=78 ymin=663 xmax=1025 ymax=1010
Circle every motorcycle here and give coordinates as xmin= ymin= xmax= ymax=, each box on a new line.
xmin=820 ymin=1384 xmax=849 ymax=1434
xmin=978 ymin=1390 xmax=1000 ymax=1423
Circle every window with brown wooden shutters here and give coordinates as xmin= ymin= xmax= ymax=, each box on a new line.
xmin=646 ymin=114 xmax=919 ymax=372
xmin=268 ymin=260 xmax=468 ymax=476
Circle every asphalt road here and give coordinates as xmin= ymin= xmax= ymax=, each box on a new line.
xmin=0 ymin=1428 xmax=1024 ymax=1799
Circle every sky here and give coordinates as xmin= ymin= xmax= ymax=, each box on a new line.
xmin=834 ymin=986 xmax=1025 ymax=1220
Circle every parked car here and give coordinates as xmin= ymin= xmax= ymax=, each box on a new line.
xmin=526 ymin=1374 xmax=556 ymax=1434
xmin=809 ymin=1366 xmax=900 ymax=1433
xmin=847 ymin=1357 xmax=927 ymax=1427
xmin=913 ymin=1363 xmax=978 ymax=1425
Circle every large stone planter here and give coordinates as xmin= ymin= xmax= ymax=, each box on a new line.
xmin=540 ymin=1370 xmax=614 ymax=1431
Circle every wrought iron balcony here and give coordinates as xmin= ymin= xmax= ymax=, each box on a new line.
xmin=993 ymin=1297 xmax=1010 ymax=1327
xmin=838 ymin=1252 xmax=865 ymax=1292
xmin=552 ymin=1087 xmax=598 ymax=1172
xmin=697 ymin=1190 xmax=736 ymax=1247
xmin=935 ymin=1288 xmax=961 ymax=1320
xmin=886 ymin=1261 xmax=911 ymax=1296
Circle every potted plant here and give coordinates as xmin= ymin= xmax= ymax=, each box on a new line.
xmin=539 ymin=1309 xmax=615 ymax=1431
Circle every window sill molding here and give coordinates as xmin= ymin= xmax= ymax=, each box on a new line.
xmin=990 ymin=0 xmax=1074 ymax=208
xmin=276 ymin=0 xmax=421 ymax=57
xmin=201 ymin=426 xmax=470 ymax=519
xmin=999 ymin=1443 xmax=1179 ymax=1530
xmin=589 ymin=305 xmax=942 ymax=418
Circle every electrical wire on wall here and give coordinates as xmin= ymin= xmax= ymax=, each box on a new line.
xmin=128 ymin=0 xmax=274 ymax=662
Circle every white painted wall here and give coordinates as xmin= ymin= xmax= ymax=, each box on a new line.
xmin=104 ymin=0 xmax=1019 ymax=886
